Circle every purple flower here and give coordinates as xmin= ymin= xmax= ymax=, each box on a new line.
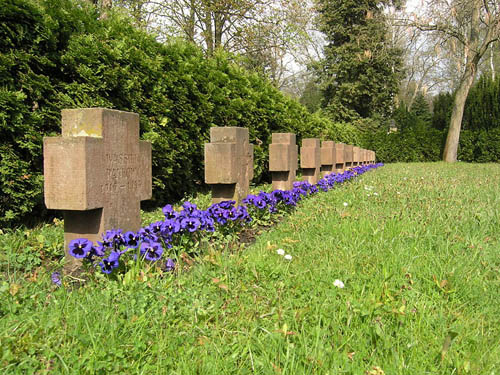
xmin=102 ymin=229 xmax=125 ymax=249
xmin=163 ymin=219 xmax=181 ymax=235
xmin=149 ymin=221 xmax=164 ymax=235
xmin=124 ymin=231 xmax=140 ymax=248
xmin=138 ymin=226 xmax=155 ymax=240
xmin=162 ymin=204 xmax=178 ymax=219
xmin=181 ymin=201 xmax=198 ymax=215
xmin=51 ymin=272 xmax=62 ymax=286
xmin=99 ymin=251 xmax=120 ymax=274
xmin=165 ymin=258 xmax=176 ymax=272
xmin=140 ymin=241 xmax=163 ymax=262
xmin=92 ymin=244 xmax=106 ymax=257
xmin=211 ymin=206 xmax=229 ymax=224
xmin=68 ymin=238 xmax=92 ymax=258
xmin=254 ymin=197 xmax=267 ymax=209
xmin=181 ymin=217 xmax=201 ymax=232
xmin=218 ymin=200 xmax=236 ymax=209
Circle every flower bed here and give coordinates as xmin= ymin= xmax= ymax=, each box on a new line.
xmin=68 ymin=164 xmax=383 ymax=276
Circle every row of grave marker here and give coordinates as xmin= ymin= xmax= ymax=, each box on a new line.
xmin=43 ymin=108 xmax=375 ymax=268
xmin=205 ymin=127 xmax=375 ymax=204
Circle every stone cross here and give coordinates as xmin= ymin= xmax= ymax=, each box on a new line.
xmin=301 ymin=138 xmax=321 ymax=184
xmin=353 ymin=146 xmax=361 ymax=166
xmin=320 ymin=140 xmax=336 ymax=177
xmin=44 ymin=108 xmax=152 ymax=271
xmin=269 ymin=133 xmax=298 ymax=191
xmin=335 ymin=143 xmax=345 ymax=172
xmin=205 ymin=127 xmax=254 ymax=205
xmin=344 ymin=144 xmax=353 ymax=169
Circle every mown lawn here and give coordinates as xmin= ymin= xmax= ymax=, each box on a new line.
xmin=1 ymin=162 xmax=499 ymax=374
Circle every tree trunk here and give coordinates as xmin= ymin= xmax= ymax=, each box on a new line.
xmin=491 ymin=43 xmax=496 ymax=81
xmin=186 ymin=1 xmax=196 ymax=43
xmin=203 ymin=10 xmax=214 ymax=55
xmin=214 ymin=12 xmax=224 ymax=50
xmin=442 ymin=63 xmax=476 ymax=162
xmin=442 ymin=0 xmax=481 ymax=163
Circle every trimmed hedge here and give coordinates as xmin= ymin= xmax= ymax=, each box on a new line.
xmin=367 ymin=123 xmax=444 ymax=163
xmin=0 ymin=0 xmax=357 ymax=227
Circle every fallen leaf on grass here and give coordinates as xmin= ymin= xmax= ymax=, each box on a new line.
xmin=366 ymin=366 xmax=385 ymax=375
xmin=197 ymin=336 xmax=209 ymax=346
xmin=212 ymin=278 xmax=220 ymax=284
xmin=266 ymin=241 xmax=277 ymax=251
xmin=433 ymin=275 xmax=453 ymax=293
xmin=9 ymin=283 xmax=20 ymax=296
xmin=340 ymin=212 xmax=351 ymax=218
xmin=271 ymin=362 xmax=282 ymax=373
xmin=347 ymin=351 xmax=355 ymax=360
xmin=218 ymin=283 xmax=229 ymax=291
xmin=181 ymin=253 xmax=194 ymax=266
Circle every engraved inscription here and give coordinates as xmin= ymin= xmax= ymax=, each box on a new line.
xmin=101 ymin=152 xmax=143 ymax=194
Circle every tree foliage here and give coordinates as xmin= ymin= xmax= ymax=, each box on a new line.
xmin=463 ymin=74 xmax=500 ymax=130
xmin=431 ymin=92 xmax=454 ymax=130
xmin=315 ymin=0 xmax=404 ymax=123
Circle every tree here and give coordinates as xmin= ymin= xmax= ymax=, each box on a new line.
xmin=411 ymin=0 xmax=500 ymax=162
xmin=109 ymin=0 xmax=317 ymax=89
xmin=315 ymin=0 xmax=404 ymax=123
xmin=411 ymin=92 xmax=432 ymax=125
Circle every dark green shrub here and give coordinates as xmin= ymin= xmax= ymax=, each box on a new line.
xmin=457 ymin=130 xmax=478 ymax=162
xmin=368 ymin=121 xmax=443 ymax=163
xmin=475 ymin=128 xmax=500 ymax=162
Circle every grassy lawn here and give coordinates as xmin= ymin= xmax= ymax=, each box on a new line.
xmin=1 ymin=162 xmax=499 ymax=374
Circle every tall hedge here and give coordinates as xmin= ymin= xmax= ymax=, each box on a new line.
xmin=0 ymin=0 xmax=355 ymax=227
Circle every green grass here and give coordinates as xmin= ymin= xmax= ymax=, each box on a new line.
xmin=1 ymin=162 xmax=500 ymax=374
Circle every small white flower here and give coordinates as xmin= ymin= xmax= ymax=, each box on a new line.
xmin=333 ymin=279 xmax=345 ymax=288
xmin=373 ymin=192 xmax=379 ymax=196
xmin=397 ymin=191 xmax=401 ymax=195
xmin=284 ymin=254 xmax=293 ymax=260
xmin=343 ymin=202 xmax=349 ymax=207
xmin=367 ymin=193 xmax=371 ymax=197
xmin=277 ymin=248 xmax=285 ymax=256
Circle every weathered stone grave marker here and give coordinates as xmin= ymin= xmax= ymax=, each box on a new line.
xmin=344 ymin=144 xmax=353 ymax=169
xmin=353 ymin=146 xmax=360 ymax=166
xmin=205 ymin=127 xmax=254 ymax=204
xmin=269 ymin=133 xmax=298 ymax=191
xmin=44 ymin=108 xmax=152 ymax=271
xmin=334 ymin=143 xmax=345 ymax=172
xmin=301 ymin=138 xmax=321 ymax=184
xmin=320 ymin=140 xmax=336 ymax=177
